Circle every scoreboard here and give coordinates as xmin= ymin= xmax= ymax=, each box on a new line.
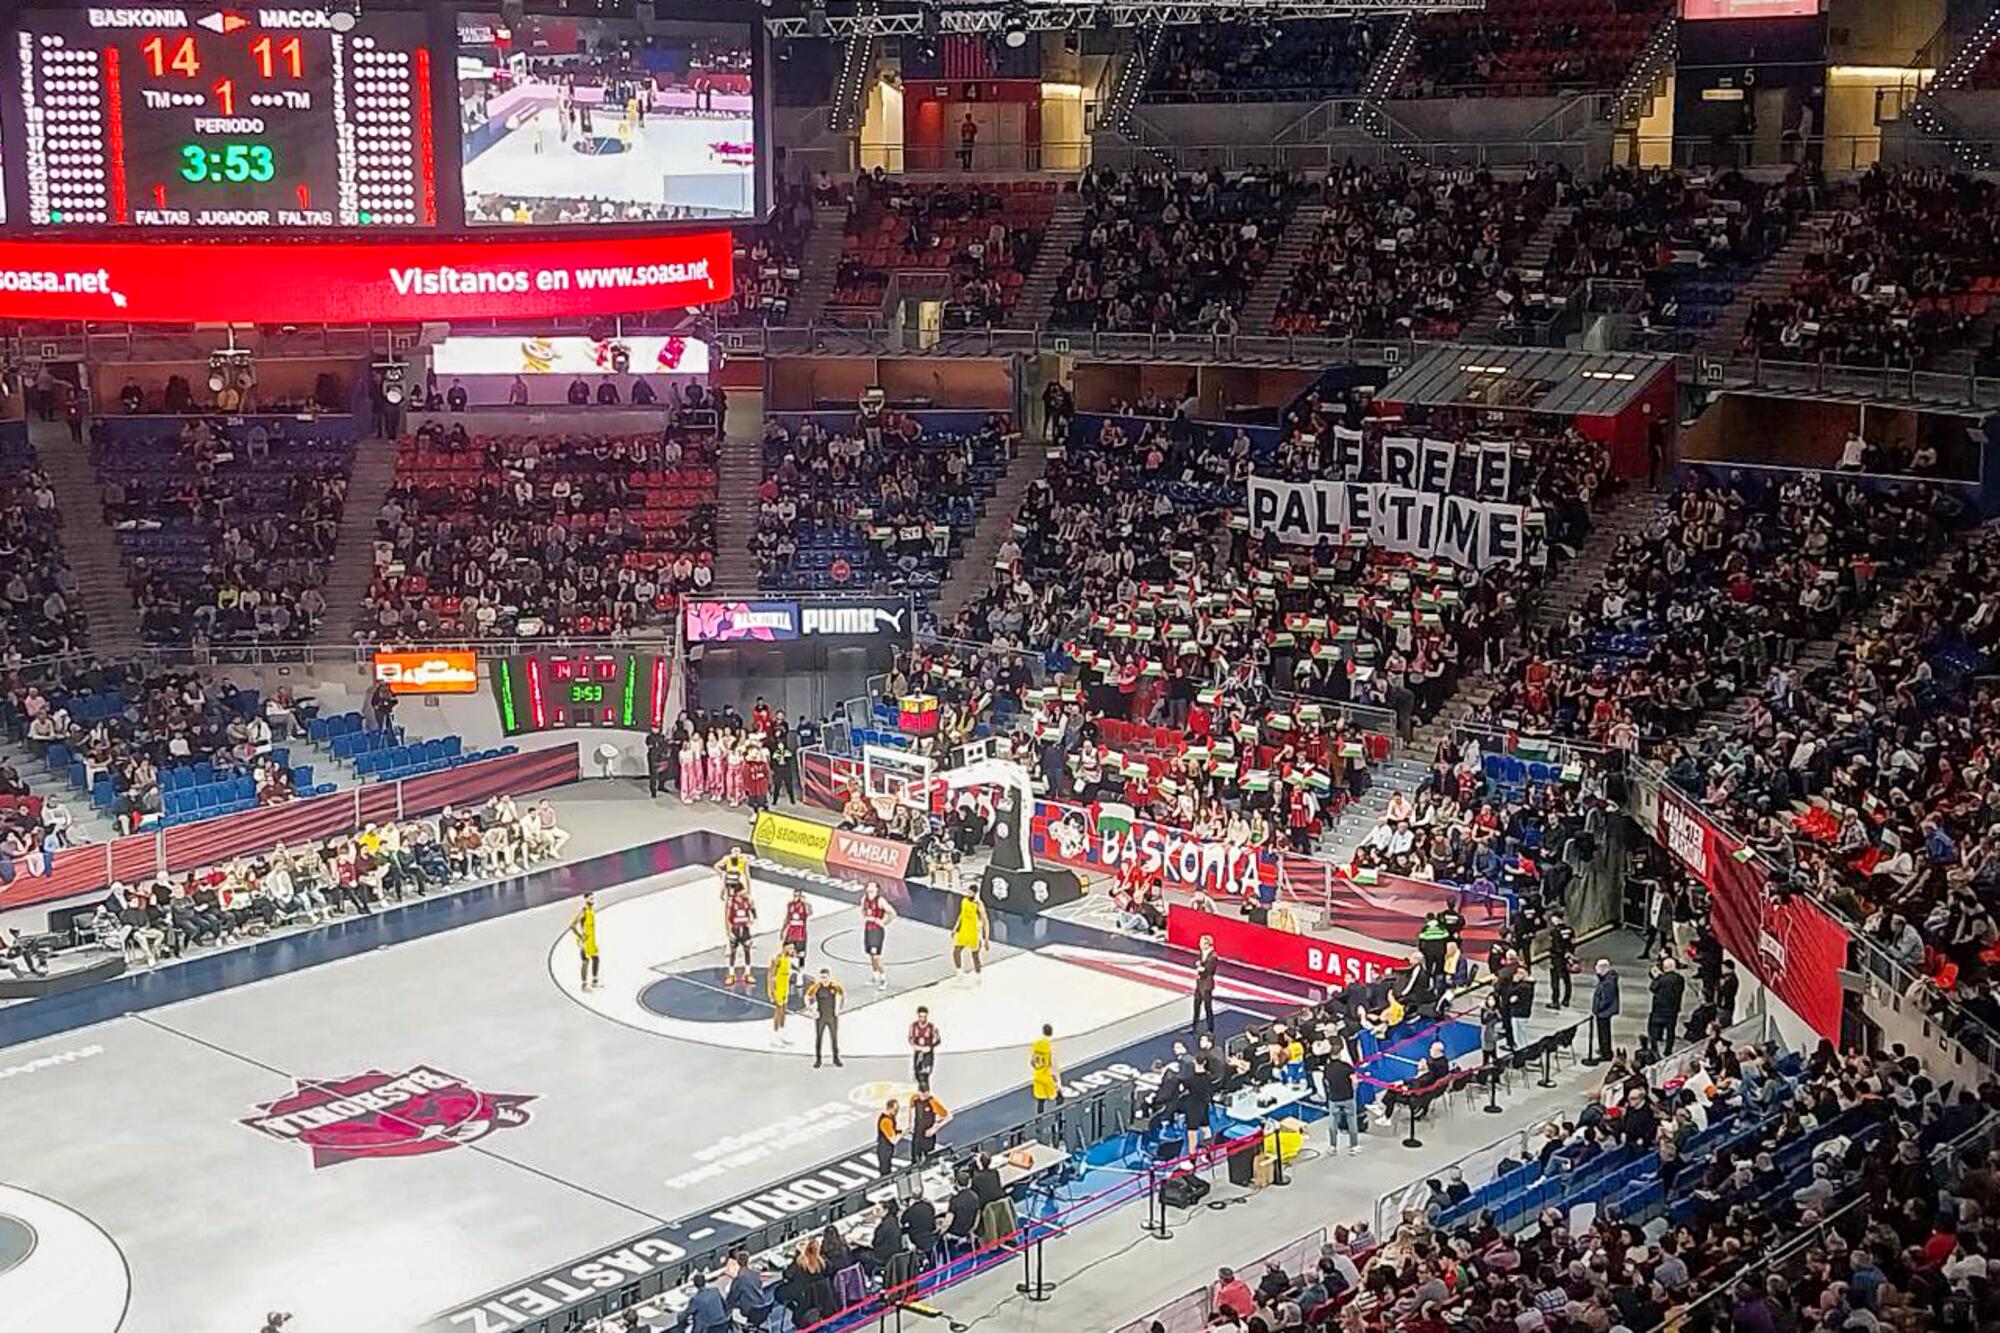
xmin=493 ymin=651 xmax=672 ymax=736
xmin=0 ymin=2 xmax=768 ymax=235
xmin=14 ymin=7 xmax=436 ymax=228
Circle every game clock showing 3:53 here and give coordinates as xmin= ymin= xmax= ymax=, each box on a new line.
xmin=178 ymin=142 xmax=276 ymax=185
xmin=492 ymin=652 xmax=672 ymax=737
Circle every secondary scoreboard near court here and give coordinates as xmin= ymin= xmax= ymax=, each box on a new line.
xmin=13 ymin=6 xmax=435 ymax=228
xmin=493 ymin=651 xmax=672 ymax=736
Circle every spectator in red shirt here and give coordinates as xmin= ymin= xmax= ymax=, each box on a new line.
xmin=1212 ymin=1267 xmax=1254 ymax=1319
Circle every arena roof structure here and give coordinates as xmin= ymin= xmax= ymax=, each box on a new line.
xmin=1386 ymin=345 xmax=1676 ymax=417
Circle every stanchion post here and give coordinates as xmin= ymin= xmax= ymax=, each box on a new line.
xmin=1483 ymin=1061 xmax=1505 ymax=1114
xmin=1402 ymin=1095 xmax=1424 ymax=1149
xmin=1537 ymin=1043 xmax=1557 ymax=1089
xmin=1143 ymin=1163 xmax=1173 ymax=1240
xmin=1015 ymin=1229 xmax=1052 ymax=1301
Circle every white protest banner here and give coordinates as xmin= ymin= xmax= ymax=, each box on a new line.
xmin=1246 ymin=475 xmax=1527 ymax=571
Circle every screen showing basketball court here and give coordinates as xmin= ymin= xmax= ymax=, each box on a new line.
xmin=455 ymin=10 xmax=760 ymax=227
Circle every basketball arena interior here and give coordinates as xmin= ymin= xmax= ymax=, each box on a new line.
xmin=1 ymin=1 xmax=1999 ymax=1331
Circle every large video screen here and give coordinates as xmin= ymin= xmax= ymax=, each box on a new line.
xmin=12 ymin=5 xmax=435 ymax=228
xmin=455 ymin=11 xmax=758 ymax=228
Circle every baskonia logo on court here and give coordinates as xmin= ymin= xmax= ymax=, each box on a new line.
xmin=241 ymin=1066 xmax=535 ymax=1168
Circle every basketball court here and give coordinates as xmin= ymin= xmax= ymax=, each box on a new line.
xmin=0 ymin=827 xmax=1315 ymax=1333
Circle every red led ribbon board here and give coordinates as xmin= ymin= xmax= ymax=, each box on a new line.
xmin=0 ymin=231 xmax=733 ymax=323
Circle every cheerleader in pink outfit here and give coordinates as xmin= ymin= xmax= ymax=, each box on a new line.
xmin=678 ymin=735 xmax=702 ymax=802
xmin=725 ymin=736 xmax=748 ymax=806
xmin=708 ymin=728 xmax=732 ymax=800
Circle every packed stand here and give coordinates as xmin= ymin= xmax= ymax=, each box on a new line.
xmin=96 ymin=416 xmax=351 ymax=645
xmin=1272 ymin=163 xmax=1552 ymax=339
xmin=83 ymin=794 xmax=572 ymax=968
xmin=1496 ymin=166 xmax=1820 ymax=344
xmin=718 ymin=179 xmax=816 ymax=327
xmin=1053 ymin=166 xmax=1302 ymax=335
xmin=1398 ymin=0 xmax=1671 ymax=98
xmin=1146 ymin=19 xmax=1387 ymax=100
xmin=0 ymin=427 xmax=85 ymax=657
xmin=948 ymin=398 xmax=1615 ymax=852
xmin=1649 ymin=521 xmax=2000 ymax=1025
xmin=1477 ymin=473 xmax=1962 ymax=749
xmin=361 ymin=416 xmax=719 ymax=640
xmin=5 ymin=662 xmax=324 ymax=833
xmin=1739 ymin=167 xmax=2000 ymax=367
xmin=1161 ymin=1033 xmax=1995 ymax=1333
xmin=828 ymin=176 xmax=1053 ymax=326
xmin=751 ymin=412 xmax=1017 ymax=594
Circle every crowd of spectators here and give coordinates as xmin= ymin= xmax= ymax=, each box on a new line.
xmin=1146 ymin=20 xmax=1387 ymax=100
xmin=0 ymin=430 xmax=85 ymax=658
xmin=1357 ymin=747 xmax=1604 ymax=904
xmin=98 ymin=417 xmax=349 ymax=645
xmin=829 ymin=176 xmax=1052 ymax=326
xmin=361 ymin=420 xmax=718 ymax=640
xmin=718 ymin=179 xmax=816 ymax=328
xmin=1738 ymin=168 xmax=2000 ymax=367
xmin=945 ymin=393 xmax=1614 ymax=847
xmin=1053 ymin=167 xmax=1302 ymax=335
xmin=6 ymin=662 xmax=309 ymax=833
xmin=88 ymin=794 xmax=570 ymax=965
xmin=1177 ymin=1032 xmax=1997 ymax=1333
xmin=1273 ymin=164 xmax=1551 ymax=340
xmin=1497 ymin=166 xmax=1819 ymax=342
xmin=1398 ymin=0 xmax=1670 ymax=99
xmin=1648 ymin=520 xmax=2000 ymax=1029
xmin=751 ymin=411 xmax=1016 ymax=593
xmin=1477 ymin=474 xmax=1961 ymax=749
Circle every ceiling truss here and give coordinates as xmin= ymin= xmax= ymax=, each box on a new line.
xmin=764 ymin=0 xmax=1483 ymax=39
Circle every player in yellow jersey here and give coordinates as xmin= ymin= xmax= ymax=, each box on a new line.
xmin=767 ymin=946 xmax=793 ymax=1047
xmin=570 ymin=893 xmax=600 ymax=991
xmin=950 ymin=890 xmax=989 ymax=984
xmin=715 ymin=848 xmax=752 ymax=895
xmin=1030 ymin=1023 xmax=1060 ymax=1111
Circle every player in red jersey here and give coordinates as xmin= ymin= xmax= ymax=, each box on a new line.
xmin=781 ymin=887 xmax=812 ymax=962
xmin=723 ymin=882 xmax=758 ymax=987
xmin=859 ymin=882 xmax=897 ymax=989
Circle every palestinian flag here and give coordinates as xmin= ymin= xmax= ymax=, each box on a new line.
xmin=1096 ymin=801 xmax=1137 ymax=837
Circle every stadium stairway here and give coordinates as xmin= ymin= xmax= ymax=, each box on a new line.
xmin=1318 ymin=484 xmax=1669 ymax=866
xmin=1457 ymin=205 xmax=1573 ymax=345
xmin=790 ymin=205 xmax=853 ymax=327
xmin=319 ymin=437 xmax=404 ymax=645
xmin=931 ymin=435 xmax=1051 ymax=624
xmin=29 ymin=415 xmax=143 ymax=655
xmin=709 ymin=395 xmax=768 ymax=598
xmin=1702 ymin=212 xmax=1828 ymax=354
xmin=1241 ymin=204 xmax=1329 ymax=334
xmin=1010 ymin=194 xmax=1088 ymax=328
